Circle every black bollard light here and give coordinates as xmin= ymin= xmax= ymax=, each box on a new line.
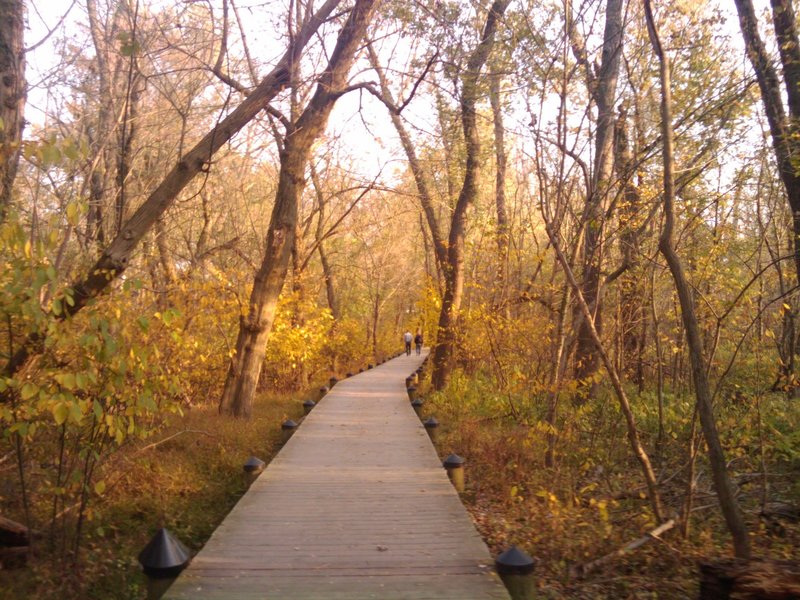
xmin=346 ymin=372 xmax=354 ymax=378
xmin=405 ymin=376 xmax=414 ymax=388
xmin=243 ymin=456 xmax=265 ymax=474
xmin=495 ymin=546 xmax=536 ymax=600
xmin=423 ymin=416 xmax=439 ymax=441
xmin=410 ymin=372 xmax=419 ymax=385
xmin=281 ymin=419 xmax=298 ymax=444
xmin=411 ymin=397 xmax=424 ymax=417
xmin=442 ymin=454 xmax=465 ymax=492
xmin=139 ymin=528 xmax=191 ymax=577
xmin=407 ymin=386 xmax=417 ymax=400
xmin=138 ymin=528 xmax=191 ymax=600
xmin=329 ymin=376 xmax=338 ymax=388
xmin=302 ymin=399 xmax=316 ymax=415
xmin=318 ymin=386 xmax=329 ymax=400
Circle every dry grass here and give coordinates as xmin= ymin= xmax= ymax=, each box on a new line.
xmin=423 ymin=376 xmax=800 ymax=600
xmin=0 ymin=391 xmax=305 ymax=600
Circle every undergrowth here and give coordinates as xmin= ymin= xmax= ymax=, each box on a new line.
xmin=0 ymin=391 xmax=305 ymax=600
xmin=423 ymin=370 xmax=800 ymax=599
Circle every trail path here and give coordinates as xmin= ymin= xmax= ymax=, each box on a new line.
xmin=164 ymin=351 xmax=509 ymax=599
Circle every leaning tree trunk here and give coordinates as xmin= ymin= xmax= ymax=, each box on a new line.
xmin=543 ymin=217 xmax=665 ymax=522
xmin=220 ymin=0 xmax=380 ymax=418
xmin=0 ymin=0 xmax=25 ymax=220
xmin=0 ymin=0 xmax=343 ymax=394
xmin=735 ymin=0 xmax=800 ymax=392
xmin=645 ymin=0 xmax=751 ymax=559
xmin=430 ymin=0 xmax=511 ymax=390
xmin=366 ymin=42 xmax=448 ymax=289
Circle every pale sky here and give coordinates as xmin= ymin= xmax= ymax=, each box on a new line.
xmin=21 ymin=0 xmax=771 ymax=185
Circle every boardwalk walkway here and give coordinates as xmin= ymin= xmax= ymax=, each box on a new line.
xmin=164 ymin=351 xmax=509 ymax=599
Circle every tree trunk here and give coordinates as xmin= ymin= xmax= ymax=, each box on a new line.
xmin=431 ymin=0 xmax=511 ymax=390
xmin=220 ymin=0 xmax=379 ymax=418
xmin=542 ymin=219 xmax=664 ymax=522
xmin=310 ymin=165 xmax=340 ymax=321
xmin=85 ymin=0 xmax=122 ymax=248
xmin=291 ymin=237 xmax=310 ymax=390
xmin=757 ymin=0 xmax=800 ymax=397
xmin=645 ymin=0 xmax=751 ymax=558
xmin=734 ymin=0 xmax=800 ymax=282
xmin=1 ymin=0 xmax=343 ymax=389
xmin=0 ymin=0 xmax=25 ymax=220
xmin=545 ymin=280 xmax=571 ymax=468
xmin=573 ymin=0 xmax=624 ymax=402
xmin=489 ymin=63 xmax=509 ymax=308
xmin=366 ymin=43 xmax=447 ymax=288
xmin=114 ymin=65 xmax=142 ymax=235
xmin=318 ymin=241 xmax=339 ymax=320
xmin=613 ymin=106 xmax=644 ymax=380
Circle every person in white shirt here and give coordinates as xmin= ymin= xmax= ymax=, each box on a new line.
xmin=403 ymin=330 xmax=413 ymax=355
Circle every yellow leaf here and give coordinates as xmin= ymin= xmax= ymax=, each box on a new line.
xmin=94 ymin=480 xmax=106 ymax=495
xmin=53 ymin=403 xmax=69 ymax=425
xmin=20 ymin=382 xmax=38 ymax=400
xmin=66 ymin=202 xmax=80 ymax=226
xmin=55 ymin=373 xmax=76 ymax=390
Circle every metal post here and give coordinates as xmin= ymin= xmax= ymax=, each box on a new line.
xmin=423 ymin=417 xmax=439 ymax=442
xmin=243 ymin=456 xmax=265 ymax=475
xmin=281 ymin=419 xmax=298 ymax=444
xmin=495 ymin=546 xmax=536 ymax=600
xmin=411 ymin=398 xmax=424 ymax=417
xmin=138 ymin=528 xmax=191 ymax=600
xmin=243 ymin=456 xmax=265 ymax=485
xmin=302 ymin=400 xmax=316 ymax=415
xmin=442 ymin=454 xmax=465 ymax=492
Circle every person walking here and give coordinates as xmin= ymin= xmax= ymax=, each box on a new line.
xmin=414 ymin=330 xmax=423 ymax=355
xmin=403 ymin=330 xmax=413 ymax=355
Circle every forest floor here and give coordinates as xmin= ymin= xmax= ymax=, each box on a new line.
xmin=425 ymin=374 xmax=800 ymax=599
xmin=1 ymin=373 xmax=799 ymax=599
xmin=0 ymin=392 xmax=303 ymax=600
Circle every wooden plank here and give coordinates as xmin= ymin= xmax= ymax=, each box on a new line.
xmin=164 ymin=352 xmax=509 ymax=599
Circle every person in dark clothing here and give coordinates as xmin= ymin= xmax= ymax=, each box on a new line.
xmin=414 ymin=330 xmax=423 ymax=355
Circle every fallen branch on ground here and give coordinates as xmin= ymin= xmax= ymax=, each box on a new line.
xmin=570 ymin=519 xmax=676 ymax=579
xmin=129 ymin=429 xmax=217 ymax=458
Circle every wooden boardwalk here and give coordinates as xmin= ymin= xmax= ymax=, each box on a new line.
xmin=164 ymin=351 xmax=509 ymax=599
